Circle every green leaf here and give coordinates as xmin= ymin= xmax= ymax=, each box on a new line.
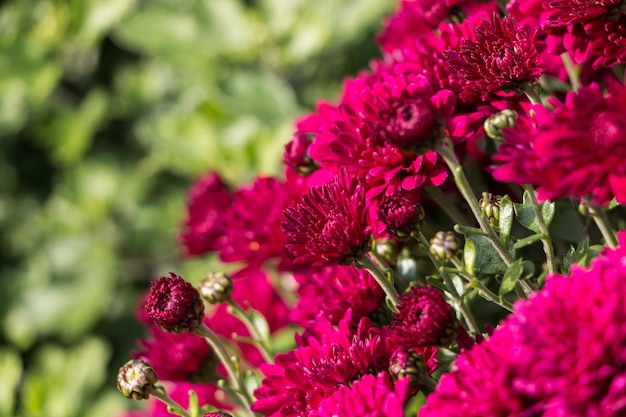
xmin=500 ymin=259 xmax=524 ymax=295
xmin=454 ymin=224 xmax=485 ymax=237
xmin=562 ymin=239 xmax=603 ymax=273
xmin=463 ymin=237 xmax=476 ymax=275
xmin=466 ymin=234 xmax=512 ymax=275
xmin=499 ymin=195 xmax=514 ymax=245
xmin=513 ymin=233 xmax=543 ymax=249
xmin=514 ymin=190 xmax=556 ymax=233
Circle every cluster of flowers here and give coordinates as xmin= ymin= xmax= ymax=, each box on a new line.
xmin=117 ymin=0 xmax=626 ymax=416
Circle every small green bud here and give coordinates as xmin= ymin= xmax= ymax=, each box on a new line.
xmin=484 ymin=109 xmax=517 ymax=142
xmin=479 ymin=192 xmax=502 ymax=228
xmin=199 ymin=272 xmax=233 ymax=304
xmin=117 ymin=359 xmax=158 ymax=400
xmin=429 ymin=231 xmax=460 ymax=263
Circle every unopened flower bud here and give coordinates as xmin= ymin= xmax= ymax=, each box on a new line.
xmin=429 ymin=231 xmax=460 ymax=262
xmin=199 ymin=272 xmax=233 ymax=304
xmin=479 ymin=193 xmax=502 ymax=228
xmin=378 ymin=193 xmax=425 ymax=239
xmin=484 ymin=109 xmax=517 ymax=142
xmin=117 ymin=359 xmax=158 ymax=400
xmin=145 ymin=272 xmax=205 ymax=334
xmin=389 ymin=349 xmax=429 ymax=394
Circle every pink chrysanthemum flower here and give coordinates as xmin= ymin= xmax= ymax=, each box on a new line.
xmin=134 ymin=324 xmax=213 ymax=382
xmin=282 ymin=170 xmax=371 ymax=266
xmin=179 ymin=171 xmax=231 ymax=257
xmin=493 ymin=78 xmax=626 ymax=204
xmin=444 ymin=13 xmax=543 ymax=99
xmin=289 ymin=264 xmax=384 ymax=327
xmin=216 ymin=176 xmax=297 ymax=267
xmin=420 ymin=231 xmax=626 ymax=417
xmin=252 ymin=312 xmax=388 ymax=416
xmin=389 ymin=285 xmax=459 ymax=347
xmin=144 ymin=273 xmax=204 ymax=334
xmin=311 ymin=372 xmax=409 ymax=417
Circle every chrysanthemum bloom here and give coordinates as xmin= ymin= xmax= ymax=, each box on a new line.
xmin=179 ymin=171 xmax=231 ymax=257
xmin=289 ymin=264 xmax=384 ymax=327
xmin=134 ymin=324 xmax=214 ymax=382
xmin=518 ymin=0 xmax=626 ymax=69
xmin=378 ymin=192 xmax=425 ymax=238
xmin=444 ymin=13 xmax=543 ymax=100
xmin=310 ymin=372 xmax=408 ymax=417
xmin=420 ymin=231 xmax=626 ymax=417
xmin=252 ymin=312 xmax=389 ymax=416
xmin=282 ymin=170 xmax=371 ymax=266
xmin=216 ymin=176 xmax=297 ymax=267
xmin=389 ymin=285 xmax=459 ymax=347
xmin=204 ymin=267 xmax=289 ymax=367
xmin=144 ymin=273 xmax=204 ymax=334
xmin=493 ymin=78 xmax=626 ymax=204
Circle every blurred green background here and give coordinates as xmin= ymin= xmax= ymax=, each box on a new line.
xmin=0 ymin=0 xmax=393 ymax=416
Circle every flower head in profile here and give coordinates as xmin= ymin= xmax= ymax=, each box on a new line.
xmin=282 ymin=170 xmax=371 ymax=266
xmin=420 ymin=231 xmax=626 ymax=417
xmin=444 ymin=13 xmax=543 ymax=99
xmin=179 ymin=171 xmax=231 ymax=257
xmin=389 ymin=285 xmax=459 ymax=347
xmin=144 ymin=273 xmax=204 ymax=334
xmin=310 ymin=372 xmax=408 ymax=417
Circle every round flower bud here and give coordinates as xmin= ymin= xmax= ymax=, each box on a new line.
xmin=117 ymin=359 xmax=158 ymax=400
xmin=429 ymin=231 xmax=461 ymax=263
xmin=479 ymin=193 xmax=502 ymax=229
xmin=484 ymin=109 xmax=517 ymax=142
xmin=389 ymin=349 xmax=429 ymax=395
xmin=378 ymin=193 xmax=426 ymax=239
xmin=199 ymin=272 xmax=233 ymax=304
xmin=391 ymin=285 xmax=459 ymax=347
xmin=145 ymin=272 xmax=205 ymax=334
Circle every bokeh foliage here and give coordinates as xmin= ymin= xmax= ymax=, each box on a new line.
xmin=0 ymin=0 xmax=393 ymax=416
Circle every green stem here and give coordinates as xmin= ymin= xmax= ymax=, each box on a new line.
xmin=436 ymin=141 xmax=535 ymax=297
xmin=450 ymin=257 xmax=514 ymax=312
xmin=195 ymin=324 xmax=256 ymax=415
xmin=152 ymin=385 xmax=192 ymax=417
xmin=226 ymin=300 xmax=274 ymax=364
xmin=561 ymin=52 xmax=581 ymax=92
xmin=436 ymin=142 xmax=514 ymax=266
xmin=523 ymin=186 xmax=556 ymax=274
xmin=356 ymin=253 xmax=401 ymax=310
xmin=523 ymin=84 xmax=541 ymax=105
xmin=425 ymin=186 xmax=472 ymax=226
xmin=583 ymin=198 xmax=618 ymax=248
xmin=417 ymin=233 xmax=479 ymax=333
